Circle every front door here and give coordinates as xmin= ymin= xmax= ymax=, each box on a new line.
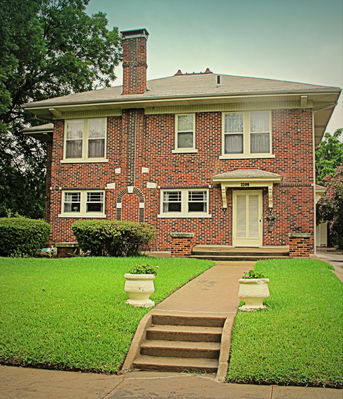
xmin=232 ymin=190 xmax=263 ymax=247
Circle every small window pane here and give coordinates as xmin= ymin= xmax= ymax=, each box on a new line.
xmin=88 ymin=139 xmax=105 ymax=158
xmin=178 ymin=132 xmax=193 ymax=148
xmin=224 ymin=134 xmax=243 ymax=154
xmin=64 ymin=192 xmax=81 ymax=213
xmin=251 ymin=133 xmax=270 ymax=153
xmin=163 ymin=191 xmax=181 ymax=213
xmin=225 ymin=113 xmax=243 ymax=133
xmin=66 ymin=140 xmax=82 ymax=158
xmin=86 ymin=192 xmax=104 ymax=213
xmin=164 ymin=191 xmax=181 ymax=202
xmin=66 ymin=120 xmax=83 ymax=139
xmin=65 ymin=192 xmax=80 ymax=202
xmin=87 ymin=192 xmax=103 ymax=202
xmin=177 ymin=115 xmax=193 ymax=131
xmin=87 ymin=203 xmax=103 ymax=212
xmin=251 ymin=112 xmax=269 ymax=132
xmin=188 ymin=191 xmax=207 ymax=213
xmin=89 ymin=119 xmax=106 ymax=138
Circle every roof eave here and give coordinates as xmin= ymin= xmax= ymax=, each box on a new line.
xmin=24 ymin=88 xmax=341 ymax=110
xmin=213 ymin=176 xmax=283 ymax=183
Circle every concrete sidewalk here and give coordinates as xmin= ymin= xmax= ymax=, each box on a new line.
xmin=314 ymin=249 xmax=343 ymax=282
xmin=0 ymin=366 xmax=341 ymax=399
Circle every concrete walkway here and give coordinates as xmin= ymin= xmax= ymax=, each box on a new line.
xmin=0 ymin=260 xmax=341 ymax=399
xmin=154 ymin=261 xmax=253 ymax=315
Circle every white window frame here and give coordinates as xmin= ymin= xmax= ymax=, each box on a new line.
xmin=158 ymin=188 xmax=211 ymax=218
xmin=61 ymin=118 xmax=108 ymax=163
xmin=220 ymin=111 xmax=274 ymax=159
xmin=59 ymin=190 xmax=106 ymax=218
xmin=172 ymin=114 xmax=198 ymax=153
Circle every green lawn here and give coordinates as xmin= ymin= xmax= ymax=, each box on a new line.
xmin=0 ymin=256 xmax=213 ymax=373
xmin=227 ymin=259 xmax=343 ymax=388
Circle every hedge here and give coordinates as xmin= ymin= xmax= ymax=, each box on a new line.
xmin=0 ymin=217 xmax=50 ymax=257
xmin=72 ymin=220 xmax=156 ymax=256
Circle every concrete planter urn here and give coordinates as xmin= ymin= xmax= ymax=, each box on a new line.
xmin=238 ymin=270 xmax=270 ymax=311
xmin=124 ymin=264 xmax=158 ymax=308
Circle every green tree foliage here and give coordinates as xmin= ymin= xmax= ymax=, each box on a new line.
xmin=317 ymin=166 xmax=343 ymax=249
xmin=0 ymin=0 xmax=121 ymax=218
xmin=315 ymin=128 xmax=343 ymax=184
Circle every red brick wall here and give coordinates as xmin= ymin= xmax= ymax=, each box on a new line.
xmin=47 ymin=108 xmax=314 ymax=252
xmin=121 ymin=193 xmax=140 ymax=222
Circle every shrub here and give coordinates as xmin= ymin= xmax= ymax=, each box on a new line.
xmin=241 ymin=270 xmax=266 ymax=279
xmin=128 ymin=264 xmax=159 ymax=275
xmin=72 ymin=220 xmax=156 ymax=256
xmin=0 ymin=217 xmax=50 ymax=257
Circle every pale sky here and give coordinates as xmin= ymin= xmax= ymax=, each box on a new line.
xmin=87 ymin=0 xmax=343 ymax=134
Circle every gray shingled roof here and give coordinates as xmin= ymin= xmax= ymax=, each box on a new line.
xmin=25 ymin=73 xmax=340 ymax=108
xmin=213 ymin=169 xmax=282 ymax=180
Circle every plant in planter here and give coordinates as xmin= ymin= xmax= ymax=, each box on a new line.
xmin=238 ymin=269 xmax=270 ymax=311
xmin=124 ymin=264 xmax=159 ymax=308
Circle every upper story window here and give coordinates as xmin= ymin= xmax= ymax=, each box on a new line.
xmin=159 ymin=189 xmax=210 ymax=218
xmin=221 ymin=111 xmax=273 ymax=159
xmin=60 ymin=190 xmax=105 ymax=218
xmin=172 ymin=114 xmax=198 ymax=153
xmin=63 ymin=118 xmax=107 ymax=162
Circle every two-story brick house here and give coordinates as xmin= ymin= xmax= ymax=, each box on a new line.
xmin=25 ymin=28 xmax=341 ymax=256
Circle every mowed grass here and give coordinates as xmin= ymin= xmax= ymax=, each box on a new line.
xmin=0 ymin=256 xmax=213 ymax=373
xmin=227 ymin=259 xmax=343 ymax=388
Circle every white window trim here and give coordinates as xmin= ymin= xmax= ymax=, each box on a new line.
xmin=62 ymin=118 xmax=108 ymax=163
xmin=221 ymin=111 xmax=273 ymax=159
xmin=173 ymin=113 xmax=198 ymax=153
xmin=59 ymin=190 xmax=106 ymax=218
xmin=158 ymin=188 xmax=211 ymax=218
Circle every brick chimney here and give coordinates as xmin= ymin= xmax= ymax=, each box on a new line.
xmin=121 ymin=28 xmax=149 ymax=95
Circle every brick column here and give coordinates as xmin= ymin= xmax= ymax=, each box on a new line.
xmin=170 ymin=233 xmax=195 ymax=257
xmin=288 ymin=233 xmax=312 ymax=257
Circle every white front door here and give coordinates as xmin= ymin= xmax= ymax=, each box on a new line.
xmin=232 ymin=190 xmax=263 ymax=247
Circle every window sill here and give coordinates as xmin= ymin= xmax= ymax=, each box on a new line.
xmin=157 ymin=214 xmax=212 ymax=219
xmin=58 ymin=214 xmax=107 ymax=218
xmin=60 ymin=159 xmax=108 ymax=164
xmin=219 ymin=154 xmax=275 ymax=160
xmin=172 ymin=149 xmax=198 ymax=154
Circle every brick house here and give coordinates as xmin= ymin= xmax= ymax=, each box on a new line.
xmin=24 ymin=28 xmax=341 ymax=257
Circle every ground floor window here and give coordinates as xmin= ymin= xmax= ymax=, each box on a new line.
xmin=60 ymin=190 xmax=105 ymax=217
xmin=159 ymin=189 xmax=210 ymax=218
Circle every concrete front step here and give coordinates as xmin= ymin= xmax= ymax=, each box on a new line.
xmin=192 ymin=251 xmax=289 ymax=257
xmin=133 ymin=355 xmax=218 ymax=373
xmin=192 ymin=245 xmax=289 ymax=253
xmin=190 ymin=255 xmax=290 ymax=261
xmin=191 ymin=245 xmax=289 ymax=260
xmin=146 ymin=324 xmax=223 ymax=342
xmin=141 ymin=339 xmax=220 ymax=359
xmin=152 ymin=313 xmax=226 ymax=327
